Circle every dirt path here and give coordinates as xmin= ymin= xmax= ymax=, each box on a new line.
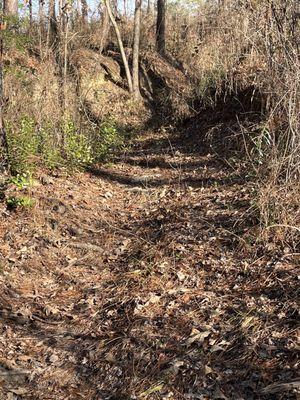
xmin=0 ymin=131 xmax=298 ymax=400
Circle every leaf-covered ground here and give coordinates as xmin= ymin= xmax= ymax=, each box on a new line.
xmin=0 ymin=130 xmax=299 ymax=400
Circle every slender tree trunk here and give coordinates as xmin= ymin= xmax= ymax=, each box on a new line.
xmin=156 ymin=0 xmax=166 ymax=55
xmin=28 ymin=0 xmax=33 ymax=26
xmin=104 ymin=0 xmax=133 ymax=93
xmin=132 ymin=0 xmax=141 ymax=100
xmin=48 ymin=0 xmax=58 ymax=48
xmin=58 ymin=0 xmax=65 ymax=32
xmin=63 ymin=14 xmax=69 ymax=114
xmin=81 ymin=0 xmax=88 ymax=25
xmin=0 ymin=0 xmax=9 ymax=171
xmin=38 ymin=0 xmax=45 ymax=54
xmin=112 ymin=0 xmax=118 ymax=18
xmin=147 ymin=0 xmax=151 ymax=14
xmin=99 ymin=4 xmax=110 ymax=54
xmin=39 ymin=0 xmax=45 ymax=25
xmin=123 ymin=0 xmax=127 ymax=17
xmin=74 ymin=0 xmax=80 ymax=25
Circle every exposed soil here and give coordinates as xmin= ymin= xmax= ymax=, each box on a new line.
xmin=0 ymin=129 xmax=298 ymax=400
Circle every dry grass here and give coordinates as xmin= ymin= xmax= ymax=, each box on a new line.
xmin=164 ymin=0 xmax=300 ymax=248
xmin=3 ymin=1 xmax=299 ymax=247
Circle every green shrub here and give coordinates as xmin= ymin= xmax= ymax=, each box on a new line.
xmin=63 ymin=120 xmax=94 ymax=168
xmin=93 ymin=121 xmax=126 ymax=162
xmin=6 ymin=195 xmax=35 ymax=210
xmin=7 ymin=116 xmax=39 ymax=174
xmin=9 ymin=172 xmax=33 ymax=189
xmin=6 ymin=116 xmax=129 ymax=174
xmin=39 ymin=125 xmax=62 ymax=170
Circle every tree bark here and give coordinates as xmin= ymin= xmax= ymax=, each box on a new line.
xmin=28 ymin=0 xmax=33 ymax=25
xmin=132 ymin=0 xmax=141 ymax=100
xmin=99 ymin=4 xmax=110 ymax=54
xmin=0 ymin=0 xmax=9 ymax=171
xmin=81 ymin=0 xmax=88 ymax=25
xmin=39 ymin=0 xmax=45 ymax=33
xmin=112 ymin=0 xmax=118 ymax=18
xmin=156 ymin=0 xmax=166 ymax=55
xmin=48 ymin=0 xmax=58 ymax=48
xmin=104 ymin=0 xmax=133 ymax=93
xmin=3 ymin=0 xmax=18 ymax=17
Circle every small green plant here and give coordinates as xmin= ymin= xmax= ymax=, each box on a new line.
xmin=93 ymin=121 xmax=126 ymax=162
xmin=6 ymin=195 xmax=35 ymax=210
xmin=10 ymin=172 xmax=33 ymax=189
xmin=39 ymin=125 xmax=62 ymax=170
xmin=7 ymin=116 xmax=39 ymax=174
xmin=250 ymin=125 xmax=272 ymax=165
xmin=63 ymin=120 xmax=94 ymax=168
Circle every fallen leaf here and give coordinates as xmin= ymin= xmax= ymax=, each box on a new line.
xmin=205 ymin=365 xmax=213 ymax=375
xmin=49 ymin=354 xmax=59 ymax=364
xmin=186 ymin=329 xmax=211 ymax=346
xmin=140 ymin=383 xmax=164 ymax=397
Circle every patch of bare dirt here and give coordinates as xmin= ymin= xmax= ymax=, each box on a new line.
xmin=0 ymin=130 xmax=298 ymax=400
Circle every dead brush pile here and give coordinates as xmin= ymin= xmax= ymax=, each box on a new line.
xmin=166 ymin=0 xmax=300 ymax=249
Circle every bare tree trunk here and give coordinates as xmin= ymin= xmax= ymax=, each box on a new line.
xmin=81 ymin=0 xmax=88 ymax=25
xmin=147 ymin=0 xmax=151 ymax=14
xmin=29 ymin=0 xmax=33 ymax=26
xmin=3 ymin=0 xmax=18 ymax=17
xmin=156 ymin=0 xmax=166 ymax=55
xmin=74 ymin=0 xmax=80 ymax=25
xmin=0 ymin=0 xmax=9 ymax=171
xmin=132 ymin=0 xmax=141 ymax=100
xmin=99 ymin=4 xmax=110 ymax=54
xmin=38 ymin=0 xmax=45 ymax=54
xmin=105 ymin=0 xmax=133 ymax=93
xmin=112 ymin=0 xmax=118 ymax=18
xmin=48 ymin=0 xmax=58 ymax=48
xmin=63 ymin=13 xmax=69 ymax=114
xmin=58 ymin=0 xmax=65 ymax=32
xmin=39 ymin=0 xmax=45 ymax=26
xmin=123 ymin=0 xmax=127 ymax=17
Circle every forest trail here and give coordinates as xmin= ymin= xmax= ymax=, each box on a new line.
xmin=0 ymin=129 xmax=298 ymax=400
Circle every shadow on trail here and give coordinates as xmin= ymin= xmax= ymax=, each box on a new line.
xmin=0 ymin=172 xmax=297 ymax=399
xmin=111 ymin=155 xmax=219 ymax=171
xmin=89 ymin=166 xmax=246 ymax=188
xmin=0 ymin=92 xmax=297 ymax=399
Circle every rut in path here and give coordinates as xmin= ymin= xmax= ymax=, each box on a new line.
xmin=0 ymin=130 xmax=298 ymax=400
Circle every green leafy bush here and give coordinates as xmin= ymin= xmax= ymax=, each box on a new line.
xmin=6 ymin=116 xmax=129 ymax=175
xmin=39 ymin=125 xmax=62 ymax=170
xmin=9 ymin=172 xmax=33 ymax=189
xmin=93 ymin=121 xmax=126 ymax=162
xmin=6 ymin=195 xmax=35 ymax=210
xmin=7 ymin=116 xmax=39 ymax=174
xmin=63 ymin=120 xmax=94 ymax=168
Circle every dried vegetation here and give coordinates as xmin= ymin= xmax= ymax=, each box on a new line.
xmin=0 ymin=130 xmax=299 ymax=399
xmin=0 ymin=1 xmax=299 ymax=399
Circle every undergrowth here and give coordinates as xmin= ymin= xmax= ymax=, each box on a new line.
xmin=6 ymin=116 xmax=128 ymax=175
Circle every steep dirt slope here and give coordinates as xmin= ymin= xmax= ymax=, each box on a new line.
xmin=0 ymin=130 xmax=298 ymax=400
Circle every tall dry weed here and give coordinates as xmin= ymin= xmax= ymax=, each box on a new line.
xmin=165 ymin=0 xmax=299 ymax=247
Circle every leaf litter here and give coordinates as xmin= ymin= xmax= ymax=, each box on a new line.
xmin=0 ymin=131 xmax=298 ymax=399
